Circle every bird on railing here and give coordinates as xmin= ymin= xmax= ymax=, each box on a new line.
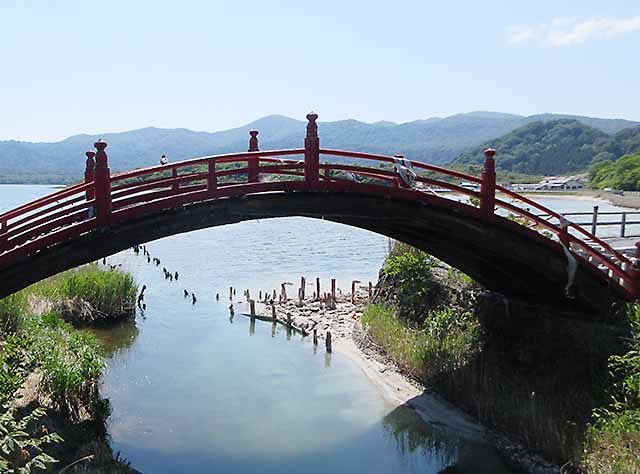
xmin=160 ymin=154 xmax=169 ymax=166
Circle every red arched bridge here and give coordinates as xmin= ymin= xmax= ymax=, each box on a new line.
xmin=0 ymin=113 xmax=637 ymax=316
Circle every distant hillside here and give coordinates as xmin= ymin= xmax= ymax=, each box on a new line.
xmin=590 ymin=152 xmax=640 ymax=190
xmin=453 ymin=120 xmax=640 ymax=176
xmin=0 ymin=112 xmax=638 ymax=182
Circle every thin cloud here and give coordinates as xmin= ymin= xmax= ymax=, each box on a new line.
xmin=508 ymin=25 xmax=539 ymax=44
xmin=508 ymin=16 xmax=640 ymax=47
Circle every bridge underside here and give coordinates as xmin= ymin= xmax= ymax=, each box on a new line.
xmin=0 ymin=192 xmax=625 ymax=317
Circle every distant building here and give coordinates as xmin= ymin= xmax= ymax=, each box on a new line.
xmin=537 ymin=176 xmax=584 ymax=191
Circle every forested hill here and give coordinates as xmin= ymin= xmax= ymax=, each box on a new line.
xmin=453 ymin=120 xmax=640 ymax=176
xmin=0 ymin=112 xmax=638 ymax=182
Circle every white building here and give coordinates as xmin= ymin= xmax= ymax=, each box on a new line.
xmin=537 ymin=176 xmax=584 ymax=191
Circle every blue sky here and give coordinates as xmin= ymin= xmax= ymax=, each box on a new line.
xmin=1 ymin=0 xmax=639 ymax=141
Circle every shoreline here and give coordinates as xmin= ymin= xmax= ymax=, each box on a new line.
xmin=250 ymin=286 xmax=558 ymax=473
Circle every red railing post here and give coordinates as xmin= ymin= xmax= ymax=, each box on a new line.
xmin=208 ymin=158 xmax=217 ymax=194
xmin=248 ymin=129 xmax=260 ymax=183
xmin=171 ymin=167 xmax=179 ymax=192
xmin=627 ymin=241 xmax=640 ymax=299
xmin=304 ymin=112 xmax=320 ymax=187
xmin=480 ymin=148 xmax=496 ymax=219
xmin=84 ymin=151 xmax=96 ymax=201
xmin=0 ymin=220 xmax=6 ymax=249
xmin=93 ymin=140 xmax=112 ymax=227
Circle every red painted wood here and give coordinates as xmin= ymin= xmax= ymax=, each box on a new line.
xmin=85 ymin=151 xmax=96 ymax=201
xmin=304 ymin=113 xmax=320 ymax=186
xmin=94 ymin=140 xmax=111 ymax=227
xmin=480 ymin=148 xmax=496 ymax=219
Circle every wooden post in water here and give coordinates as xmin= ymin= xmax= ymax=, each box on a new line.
xmin=250 ymin=299 xmax=256 ymax=316
xmin=272 ymin=289 xmax=277 ymax=301
xmin=287 ymin=313 xmax=292 ymax=327
xmin=229 ymin=287 xmax=233 ymax=300
xmin=300 ymin=276 xmax=306 ymax=300
xmin=271 ymin=302 xmax=277 ymax=321
xmin=316 ymin=278 xmax=320 ymax=301
xmin=591 ymin=205 xmax=599 ymax=236
xmin=326 ymin=331 xmax=332 ymax=353
xmin=281 ymin=283 xmax=287 ymax=301
xmin=368 ymin=281 xmax=373 ymax=301
xmin=313 ymin=329 xmax=318 ymax=346
xmin=331 ymin=279 xmax=336 ymax=301
xmin=621 ymin=212 xmax=627 ymax=238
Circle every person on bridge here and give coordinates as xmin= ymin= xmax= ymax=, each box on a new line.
xmin=160 ymin=154 xmax=168 ymax=165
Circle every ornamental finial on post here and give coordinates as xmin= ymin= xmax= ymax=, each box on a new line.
xmin=306 ymin=111 xmax=318 ymax=139
xmin=85 ymin=151 xmax=96 ymax=170
xmin=94 ymin=140 xmax=108 ymax=168
xmin=248 ymin=129 xmax=259 ymax=152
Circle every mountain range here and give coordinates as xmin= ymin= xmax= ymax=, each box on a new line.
xmin=0 ymin=112 xmax=638 ymax=182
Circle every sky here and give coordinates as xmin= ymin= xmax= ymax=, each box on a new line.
xmin=1 ymin=0 xmax=639 ymax=142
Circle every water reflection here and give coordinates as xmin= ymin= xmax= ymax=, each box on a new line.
xmin=92 ymin=318 xmax=139 ymax=359
xmin=382 ymin=406 xmax=509 ymax=474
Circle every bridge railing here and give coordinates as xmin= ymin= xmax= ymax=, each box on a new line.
xmin=0 ymin=112 xmax=637 ymax=299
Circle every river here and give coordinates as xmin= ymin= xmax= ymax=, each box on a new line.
xmin=1 ymin=185 xmax=636 ymax=473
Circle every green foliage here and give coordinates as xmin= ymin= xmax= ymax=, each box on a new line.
xmin=0 ymin=335 xmax=34 ymax=406
xmin=589 ymin=152 xmax=640 ymax=191
xmin=454 ymin=120 xmax=640 ymax=175
xmin=0 ymin=406 xmax=63 ymax=473
xmin=583 ymin=304 xmax=640 ymax=472
xmin=383 ymin=249 xmax=437 ymax=322
xmin=362 ymin=304 xmax=479 ymax=382
xmin=0 ymin=294 xmax=27 ymax=336
xmin=27 ymin=315 xmax=105 ymax=421
xmin=31 ymin=264 xmax=137 ymax=319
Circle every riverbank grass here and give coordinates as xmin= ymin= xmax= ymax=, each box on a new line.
xmin=1 ymin=263 xmax=137 ymax=471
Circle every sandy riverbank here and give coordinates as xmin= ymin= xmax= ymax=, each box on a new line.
xmin=248 ymin=288 xmax=495 ymax=443
xmin=247 ymin=286 xmax=558 ymax=473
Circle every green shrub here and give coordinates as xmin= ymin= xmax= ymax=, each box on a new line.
xmin=362 ymin=304 xmax=479 ymax=381
xmin=31 ymin=264 xmax=137 ymax=319
xmin=0 ymin=406 xmax=63 ymax=473
xmin=383 ymin=249 xmax=439 ymax=323
xmin=0 ymin=294 xmax=27 ymax=336
xmin=29 ymin=322 xmax=105 ymax=421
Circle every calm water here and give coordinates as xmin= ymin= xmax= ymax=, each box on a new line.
xmin=1 ymin=185 xmax=635 ymax=474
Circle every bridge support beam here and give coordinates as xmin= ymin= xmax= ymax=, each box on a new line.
xmin=480 ymin=148 xmax=496 ymax=219
xmin=94 ymin=140 xmax=112 ymax=227
xmin=248 ymin=129 xmax=260 ymax=183
xmin=304 ymin=112 xmax=320 ymax=187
